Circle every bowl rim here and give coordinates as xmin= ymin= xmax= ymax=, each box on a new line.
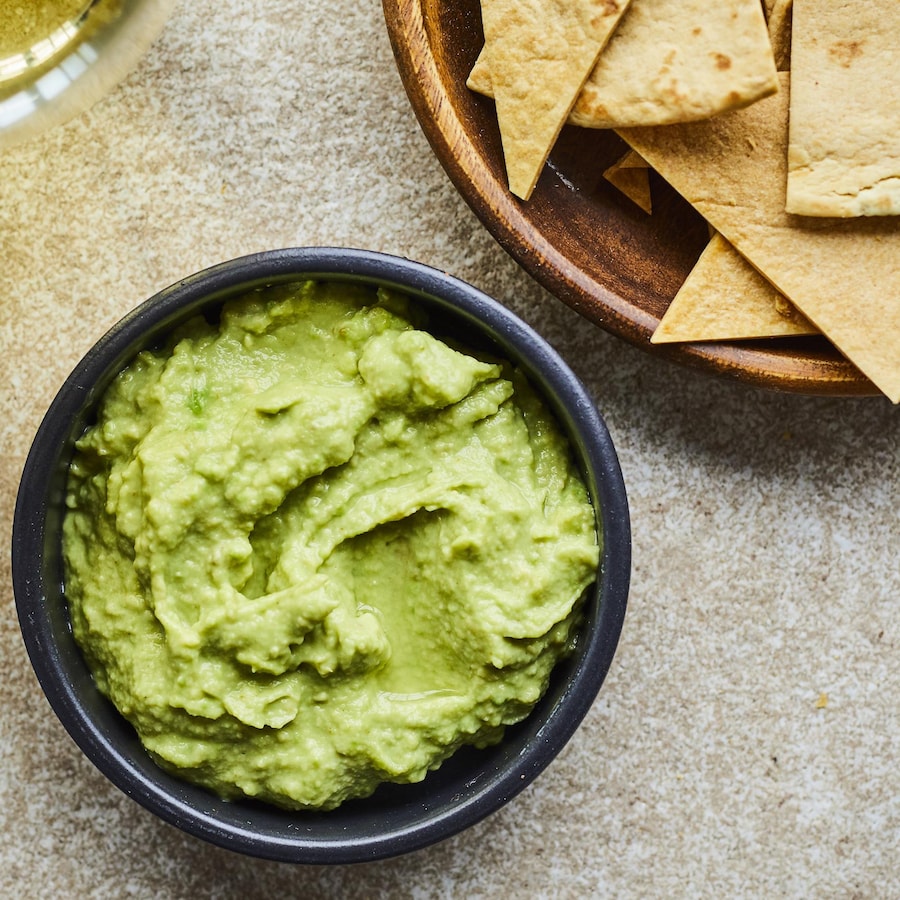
xmin=12 ymin=247 xmax=630 ymax=863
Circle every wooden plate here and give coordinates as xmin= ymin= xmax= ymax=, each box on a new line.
xmin=382 ymin=0 xmax=876 ymax=397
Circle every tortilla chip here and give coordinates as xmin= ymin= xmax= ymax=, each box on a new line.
xmin=603 ymin=150 xmax=652 ymax=213
xmin=785 ymin=0 xmax=900 ymax=217
xmin=479 ymin=0 xmax=631 ymax=200
xmin=468 ymin=0 xmax=778 ymax=129
xmin=617 ymin=150 xmax=648 ymax=170
xmin=767 ymin=0 xmax=792 ymax=71
xmin=652 ymin=232 xmax=817 ymax=343
xmin=620 ymin=73 xmax=900 ymax=401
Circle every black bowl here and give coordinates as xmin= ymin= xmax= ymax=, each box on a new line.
xmin=12 ymin=247 xmax=630 ymax=864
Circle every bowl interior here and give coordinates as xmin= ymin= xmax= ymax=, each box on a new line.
xmin=13 ymin=248 xmax=630 ymax=864
xmin=381 ymin=0 xmax=875 ymax=396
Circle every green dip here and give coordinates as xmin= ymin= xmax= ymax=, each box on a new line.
xmin=63 ymin=281 xmax=599 ymax=810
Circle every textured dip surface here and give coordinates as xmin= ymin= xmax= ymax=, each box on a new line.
xmin=62 ymin=281 xmax=599 ymax=810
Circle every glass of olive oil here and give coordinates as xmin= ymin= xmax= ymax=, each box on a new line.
xmin=0 ymin=2 xmax=95 ymax=81
xmin=0 ymin=0 xmax=176 ymax=148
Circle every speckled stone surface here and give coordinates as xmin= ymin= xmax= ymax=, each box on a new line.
xmin=1 ymin=2 xmax=898 ymax=897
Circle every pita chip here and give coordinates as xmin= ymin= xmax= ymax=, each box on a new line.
xmin=603 ymin=150 xmax=652 ymax=213
xmin=469 ymin=0 xmax=778 ymax=130
xmin=767 ymin=0 xmax=792 ymax=72
xmin=479 ymin=0 xmax=631 ymax=200
xmin=761 ymin=0 xmax=778 ymax=21
xmin=616 ymin=149 xmax=648 ymax=171
xmin=652 ymin=232 xmax=817 ymax=343
xmin=619 ymin=74 xmax=900 ymax=401
xmin=786 ymin=0 xmax=900 ymax=217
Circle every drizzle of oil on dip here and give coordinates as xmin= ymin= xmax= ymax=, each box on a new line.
xmin=62 ymin=281 xmax=600 ymax=810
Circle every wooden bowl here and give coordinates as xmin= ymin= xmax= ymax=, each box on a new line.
xmin=382 ymin=0 xmax=876 ymax=397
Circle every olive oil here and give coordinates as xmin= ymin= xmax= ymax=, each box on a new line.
xmin=0 ymin=0 xmax=164 ymax=147
xmin=0 ymin=1 xmax=92 ymax=68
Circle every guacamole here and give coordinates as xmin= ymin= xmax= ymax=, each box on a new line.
xmin=62 ymin=281 xmax=599 ymax=810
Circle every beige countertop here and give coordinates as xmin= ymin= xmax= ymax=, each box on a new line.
xmin=1 ymin=2 xmax=898 ymax=896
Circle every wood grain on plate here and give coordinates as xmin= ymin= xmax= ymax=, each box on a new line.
xmin=382 ymin=0 xmax=876 ymax=396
